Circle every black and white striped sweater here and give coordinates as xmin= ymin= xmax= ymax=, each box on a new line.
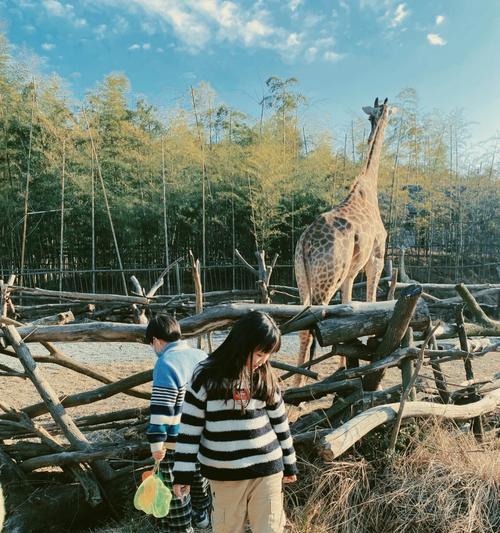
xmin=173 ymin=379 xmax=298 ymax=483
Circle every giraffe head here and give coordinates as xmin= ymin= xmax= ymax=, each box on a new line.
xmin=362 ymin=97 xmax=392 ymax=143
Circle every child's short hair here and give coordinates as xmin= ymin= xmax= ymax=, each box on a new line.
xmin=145 ymin=314 xmax=181 ymax=344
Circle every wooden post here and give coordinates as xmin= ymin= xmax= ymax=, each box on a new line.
xmin=2 ymin=325 xmax=114 ymax=480
xmin=363 ymin=284 xmax=424 ymax=391
xmin=400 ymin=327 xmax=416 ymax=400
xmin=456 ymin=305 xmax=483 ymax=439
xmin=426 ymin=323 xmax=450 ymax=403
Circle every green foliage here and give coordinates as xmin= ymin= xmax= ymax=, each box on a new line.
xmin=0 ymin=32 xmax=498 ymax=287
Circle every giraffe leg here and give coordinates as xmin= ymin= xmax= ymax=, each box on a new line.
xmin=365 ymin=255 xmax=385 ymax=302
xmin=295 ymin=329 xmax=314 ymax=387
xmin=337 ymin=276 xmax=357 ymax=369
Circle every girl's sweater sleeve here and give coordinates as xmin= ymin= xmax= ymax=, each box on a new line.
xmin=172 ymin=381 xmax=207 ymax=485
xmin=266 ymin=391 xmax=298 ymax=476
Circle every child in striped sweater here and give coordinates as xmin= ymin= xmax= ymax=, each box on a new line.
xmin=145 ymin=314 xmax=211 ymax=532
xmin=173 ymin=311 xmax=298 ymax=533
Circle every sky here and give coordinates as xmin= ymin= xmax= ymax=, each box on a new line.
xmin=1 ymin=0 xmax=499 ymax=148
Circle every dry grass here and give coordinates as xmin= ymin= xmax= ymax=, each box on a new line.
xmin=286 ymin=420 xmax=499 ymax=533
xmin=89 ymin=420 xmax=499 ymax=533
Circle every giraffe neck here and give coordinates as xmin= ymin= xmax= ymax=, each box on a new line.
xmin=354 ymin=114 xmax=388 ymax=198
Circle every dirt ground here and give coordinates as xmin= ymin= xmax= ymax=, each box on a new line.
xmin=1 ymin=332 xmax=499 ymax=424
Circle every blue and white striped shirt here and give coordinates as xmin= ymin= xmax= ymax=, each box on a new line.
xmin=147 ymin=340 xmax=207 ymax=452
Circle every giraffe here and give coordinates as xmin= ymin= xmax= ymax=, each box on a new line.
xmin=294 ymin=97 xmax=395 ymax=385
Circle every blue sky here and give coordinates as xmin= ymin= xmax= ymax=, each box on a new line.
xmin=1 ymin=0 xmax=499 ymax=148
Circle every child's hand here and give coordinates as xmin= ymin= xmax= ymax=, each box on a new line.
xmin=152 ymin=449 xmax=166 ymax=462
xmin=283 ymin=475 xmax=297 ymax=484
xmin=173 ymin=484 xmax=191 ymax=499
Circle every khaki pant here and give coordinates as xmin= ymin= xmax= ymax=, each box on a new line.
xmin=209 ymin=473 xmax=286 ymax=533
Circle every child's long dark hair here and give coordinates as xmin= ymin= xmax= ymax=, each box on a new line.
xmin=194 ymin=311 xmax=281 ymax=405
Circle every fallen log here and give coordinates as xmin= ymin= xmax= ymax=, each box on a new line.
xmin=10 ymin=286 xmax=150 ymax=305
xmin=291 ymin=388 xmax=363 ymax=434
xmin=318 ymin=388 xmax=500 ymax=461
xmin=29 ymin=310 xmax=75 ymax=326
xmin=2 ymin=325 xmax=113 ymax=482
xmin=13 ymin=369 xmax=152 ymax=419
xmin=284 ymin=379 xmax=360 ymax=405
xmin=315 ymin=298 xmax=429 ymax=346
xmin=0 ymin=301 xmax=428 ymax=343
xmin=396 ymin=282 xmax=500 ymax=293
xmin=0 ymin=347 xmax=150 ymax=401
xmin=20 ymin=442 xmax=148 ymax=472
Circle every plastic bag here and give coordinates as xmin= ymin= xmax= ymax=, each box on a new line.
xmin=134 ymin=461 xmax=172 ymax=518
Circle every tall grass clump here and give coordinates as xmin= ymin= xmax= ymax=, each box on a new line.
xmin=287 ymin=420 xmax=499 ymax=533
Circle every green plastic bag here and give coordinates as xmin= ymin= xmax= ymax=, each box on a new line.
xmin=134 ymin=461 xmax=172 ymax=518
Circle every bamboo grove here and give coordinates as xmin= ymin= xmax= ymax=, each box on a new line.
xmin=0 ymin=34 xmax=498 ymax=294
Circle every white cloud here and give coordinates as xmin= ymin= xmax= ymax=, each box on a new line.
xmin=70 ymin=71 xmax=82 ymax=78
xmin=390 ymin=3 xmax=408 ymax=27
xmin=289 ymin=0 xmax=302 ymax=11
xmin=286 ymin=32 xmax=301 ymax=47
xmin=41 ymin=42 xmax=55 ymax=50
xmin=306 ymin=46 xmax=318 ymax=62
xmin=427 ymin=33 xmax=446 ymax=46
xmin=43 ymin=0 xmax=72 ymax=17
xmin=128 ymin=43 xmax=151 ymax=50
xmin=436 ymin=15 xmax=445 ymax=25
xmin=141 ymin=21 xmax=156 ymax=34
xmin=94 ymin=24 xmax=108 ymax=39
xmin=156 ymin=47 xmax=164 ymax=52
xmin=42 ymin=0 xmax=87 ymax=28
xmin=113 ymin=15 xmax=129 ymax=34
xmin=97 ymin=0 xmax=283 ymax=53
xmin=324 ymin=50 xmax=341 ymax=62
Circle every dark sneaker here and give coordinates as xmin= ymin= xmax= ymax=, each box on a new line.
xmin=192 ymin=508 xmax=210 ymax=528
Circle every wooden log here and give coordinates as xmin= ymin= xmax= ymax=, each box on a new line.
xmin=5 ymin=407 xmax=102 ymax=505
xmin=324 ymin=347 xmax=417 ymax=384
xmin=15 ymin=302 xmax=95 ymax=319
xmin=146 ymin=258 xmax=184 ymax=298
xmin=399 ymin=327 xmax=416 ymax=401
xmin=0 ymin=321 xmax=146 ymax=343
xmin=2 ymin=326 xmax=113 ymax=481
xmin=0 ymin=301 xmax=427 ymax=343
xmin=291 ymin=388 xmax=363 ymax=435
xmin=284 ymin=379 xmax=360 ymax=405
xmin=0 ymin=347 xmax=150 ymax=401
xmin=315 ymin=297 xmax=429 ymax=347
xmin=280 ymin=350 xmax=339 ymax=381
xmin=29 ymin=310 xmax=75 ymax=326
xmin=455 ymin=305 xmax=483 ymax=439
xmin=271 ymin=361 xmax=318 ymax=379
xmin=426 ymin=324 xmax=450 ymax=404
xmin=388 ymin=325 xmax=436 ymax=454
xmin=319 ymin=388 xmax=500 ymax=461
xmin=414 ymin=320 xmax=500 ymax=340
xmin=363 ymin=284 xmax=423 ymax=391
xmin=455 ymin=283 xmax=500 ymax=328
xmin=10 ymin=285 xmax=150 ymax=305
xmin=397 ymin=282 xmax=500 ymax=292
xmin=20 ymin=442 xmax=148 ymax=472
xmin=14 ymin=369 xmax=153 ymax=419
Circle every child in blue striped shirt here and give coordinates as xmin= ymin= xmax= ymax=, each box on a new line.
xmin=145 ymin=314 xmax=211 ymax=532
